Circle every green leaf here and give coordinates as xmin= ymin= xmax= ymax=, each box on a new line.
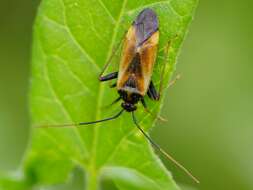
xmin=0 ymin=0 xmax=198 ymax=189
xmin=0 ymin=172 xmax=31 ymax=190
xmin=180 ymin=184 xmax=198 ymax=190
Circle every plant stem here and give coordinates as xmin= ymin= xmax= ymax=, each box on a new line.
xmin=86 ymin=169 xmax=98 ymax=190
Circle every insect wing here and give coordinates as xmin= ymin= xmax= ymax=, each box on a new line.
xmin=117 ymin=8 xmax=159 ymax=96
xmin=117 ymin=26 xmax=138 ymax=92
xmin=138 ymin=31 xmax=159 ymax=95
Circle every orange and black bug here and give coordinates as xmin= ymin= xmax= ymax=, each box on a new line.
xmin=41 ymin=8 xmax=199 ymax=183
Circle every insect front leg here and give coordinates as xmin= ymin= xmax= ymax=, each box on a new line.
xmin=99 ymin=72 xmax=118 ymax=82
xmin=98 ymin=32 xmax=126 ymax=82
xmin=98 ymin=45 xmax=119 ymax=82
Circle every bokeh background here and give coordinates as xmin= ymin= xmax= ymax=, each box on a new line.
xmin=0 ymin=0 xmax=253 ymax=190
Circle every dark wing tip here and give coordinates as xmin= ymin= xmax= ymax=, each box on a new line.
xmin=136 ymin=8 xmax=157 ymax=21
xmin=134 ymin=8 xmax=159 ymax=46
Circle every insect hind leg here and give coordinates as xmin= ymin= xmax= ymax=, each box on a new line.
xmin=147 ymin=81 xmax=160 ymax=100
xmin=156 ymin=35 xmax=180 ymax=97
xmin=157 ymin=41 xmax=171 ymax=98
xmin=141 ymin=98 xmax=167 ymax=122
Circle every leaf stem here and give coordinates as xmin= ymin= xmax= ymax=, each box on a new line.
xmin=86 ymin=169 xmax=99 ymax=190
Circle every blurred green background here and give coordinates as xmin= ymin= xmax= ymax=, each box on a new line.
xmin=0 ymin=0 xmax=252 ymax=190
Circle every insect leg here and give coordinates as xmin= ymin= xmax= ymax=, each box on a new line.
xmin=157 ymin=56 xmax=181 ymax=89
xmin=141 ymin=98 xmax=148 ymax=110
xmin=110 ymin=96 xmax=121 ymax=105
xmin=110 ymin=83 xmax=117 ymax=88
xmin=147 ymin=81 xmax=160 ymax=101
xmin=168 ymin=74 xmax=181 ymax=88
xmin=98 ymin=32 xmax=126 ymax=80
xmin=99 ymin=72 xmax=118 ymax=82
xmin=103 ymin=96 xmax=121 ymax=109
xmin=157 ymin=34 xmax=181 ymax=95
xmin=131 ymin=112 xmax=199 ymax=184
xmin=141 ymin=98 xmax=167 ymax=122
xmin=157 ymin=41 xmax=171 ymax=98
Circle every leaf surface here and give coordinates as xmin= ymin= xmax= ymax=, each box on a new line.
xmin=0 ymin=0 xmax=198 ymax=189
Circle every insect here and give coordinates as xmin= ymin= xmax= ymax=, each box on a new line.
xmin=42 ymin=8 xmax=199 ymax=183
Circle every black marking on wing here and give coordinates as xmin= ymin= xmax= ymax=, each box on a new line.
xmin=134 ymin=8 xmax=158 ymax=47
xmin=124 ymin=76 xmax=137 ymax=88
xmin=127 ymin=53 xmax=141 ymax=74
xmin=124 ymin=53 xmax=142 ymax=88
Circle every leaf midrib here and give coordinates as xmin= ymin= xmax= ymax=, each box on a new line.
xmin=90 ymin=0 xmax=128 ymax=174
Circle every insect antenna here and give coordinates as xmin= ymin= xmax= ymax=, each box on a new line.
xmin=37 ymin=109 xmax=124 ymax=128
xmin=131 ymin=112 xmax=200 ymax=184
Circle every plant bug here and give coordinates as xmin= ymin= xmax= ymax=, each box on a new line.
xmin=40 ymin=8 xmax=199 ymax=184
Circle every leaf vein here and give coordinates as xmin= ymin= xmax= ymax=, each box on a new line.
xmin=102 ymin=166 xmax=163 ymax=190
xmin=38 ymin=37 xmax=89 ymax=159
xmin=92 ymin=0 xmax=128 ymax=170
xmin=40 ymin=130 xmax=84 ymax=166
xmin=97 ymin=0 xmax=117 ymax=23
xmin=127 ymin=0 xmax=171 ymax=14
xmin=104 ymin=109 xmax=155 ymax=165
xmin=60 ymin=0 xmax=101 ymax=70
xmin=53 ymin=55 xmax=95 ymax=96
xmin=168 ymin=1 xmax=183 ymax=18
xmin=87 ymin=11 xmax=107 ymax=44
xmin=43 ymin=15 xmax=100 ymax=71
